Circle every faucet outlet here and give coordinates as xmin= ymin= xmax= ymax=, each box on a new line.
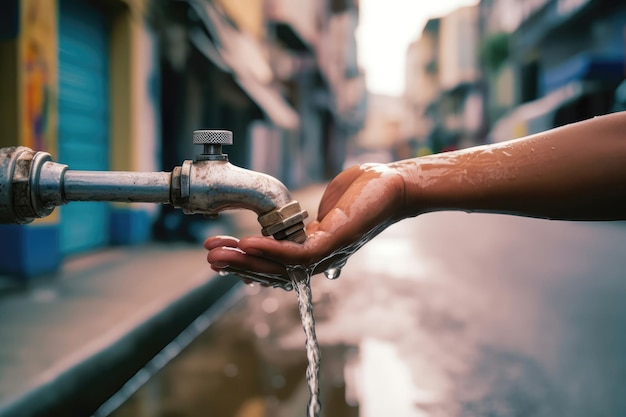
xmin=258 ymin=201 xmax=308 ymax=243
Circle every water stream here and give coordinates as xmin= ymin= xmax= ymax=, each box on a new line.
xmin=280 ymin=222 xmax=393 ymax=416
xmin=210 ymin=221 xmax=395 ymax=415
xmin=288 ymin=267 xmax=322 ymax=417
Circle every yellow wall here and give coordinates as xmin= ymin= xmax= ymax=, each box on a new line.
xmin=6 ymin=0 xmax=153 ymax=172
xmin=216 ymin=0 xmax=265 ymax=39
xmin=110 ymin=6 xmax=134 ymax=171
xmin=1 ymin=0 xmax=153 ymax=220
xmin=109 ymin=0 xmax=154 ymax=172
xmin=19 ymin=0 xmax=58 ymax=155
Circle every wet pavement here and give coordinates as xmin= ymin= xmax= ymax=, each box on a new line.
xmin=111 ymin=192 xmax=626 ymax=417
xmin=0 ymin=241 xmax=241 ymax=417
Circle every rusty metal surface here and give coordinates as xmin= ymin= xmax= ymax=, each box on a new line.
xmin=1 ymin=145 xmax=307 ymax=243
xmin=63 ymin=171 xmax=172 ymax=203
xmin=0 ymin=147 xmax=19 ymax=223
xmin=0 ymin=147 xmax=38 ymax=224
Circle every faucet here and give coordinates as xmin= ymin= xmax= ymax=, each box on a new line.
xmin=0 ymin=130 xmax=308 ymax=244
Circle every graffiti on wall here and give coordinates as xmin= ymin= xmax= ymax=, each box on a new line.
xmin=21 ymin=0 xmax=56 ymax=152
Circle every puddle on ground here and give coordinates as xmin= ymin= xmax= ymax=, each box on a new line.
xmin=110 ymin=285 xmax=359 ymax=417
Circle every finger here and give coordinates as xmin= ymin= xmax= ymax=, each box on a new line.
xmin=317 ymin=166 xmax=363 ymax=220
xmin=221 ymin=266 xmax=290 ymax=288
xmin=238 ymin=236 xmax=306 ymax=263
xmin=204 ymin=235 xmax=239 ymax=250
xmin=206 ymin=246 xmax=286 ymax=275
xmin=238 ymin=231 xmax=335 ymax=268
xmin=304 ymin=220 xmax=320 ymax=235
xmin=208 ymin=261 xmax=255 ymax=285
xmin=211 ymin=266 xmax=278 ymax=287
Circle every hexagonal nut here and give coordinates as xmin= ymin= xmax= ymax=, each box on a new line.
xmin=258 ymin=200 xmax=308 ymax=228
xmin=261 ymin=211 xmax=308 ymax=237
xmin=269 ymin=222 xmax=306 ymax=240
xmin=284 ymin=228 xmax=307 ymax=244
xmin=12 ymin=150 xmax=36 ymax=222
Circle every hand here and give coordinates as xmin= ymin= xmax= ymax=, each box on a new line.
xmin=204 ymin=163 xmax=408 ymax=286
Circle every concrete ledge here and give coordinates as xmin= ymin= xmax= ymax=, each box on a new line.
xmin=0 ymin=243 xmax=241 ymax=417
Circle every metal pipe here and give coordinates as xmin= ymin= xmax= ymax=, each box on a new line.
xmin=181 ymin=160 xmax=293 ymax=215
xmin=63 ymin=171 xmax=171 ymax=203
xmin=0 ymin=130 xmax=308 ymax=244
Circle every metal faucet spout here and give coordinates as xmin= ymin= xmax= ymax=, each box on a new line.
xmin=0 ymin=130 xmax=309 ymax=243
xmin=170 ymin=159 xmax=308 ymax=243
xmin=170 ymin=129 xmax=309 ymax=243
xmin=173 ymin=160 xmax=290 ymax=214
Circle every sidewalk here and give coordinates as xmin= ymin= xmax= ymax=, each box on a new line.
xmin=0 ymin=240 xmax=239 ymax=417
xmin=0 ymin=185 xmax=325 ymax=417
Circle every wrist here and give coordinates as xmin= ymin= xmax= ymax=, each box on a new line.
xmin=390 ymin=154 xmax=473 ymax=216
xmin=389 ymin=159 xmax=430 ymax=218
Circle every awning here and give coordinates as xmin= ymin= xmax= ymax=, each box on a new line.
xmin=187 ymin=26 xmax=228 ymax=72
xmin=541 ymin=52 xmax=624 ymax=94
xmin=184 ymin=0 xmax=300 ymax=130
xmin=488 ymin=81 xmax=600 ymax=143
xmin=266 ymin=0 xmax=316 ymax=52
xmin=235 ymin=77 xmax=299 ymax=130
xmin=516 ymin=0 xmax=594 ymax=50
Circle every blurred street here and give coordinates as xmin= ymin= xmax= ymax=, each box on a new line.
xmin=323 ymin=211 xmax=626 ymax=417
xmin=1 ymin=0 xmax=625 ymax=416
xmin=113 ymin=186 xmax=626 ymax=417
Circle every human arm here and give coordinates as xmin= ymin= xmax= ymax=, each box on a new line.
xmin=205 ymin=112 xmax=626 ymax=279
xmin=397 ymin=111 xmax=626 ymax=221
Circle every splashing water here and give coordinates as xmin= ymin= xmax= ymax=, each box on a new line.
xmin=268 ymin=223 xmax=395 ymax=415
xmin=219 ymin=221 xmax=397 ymax=415
xmin=279 ymin=225 xmax=395 ymax=415
xmin=288 ymin=267 xmax=322 ymax=417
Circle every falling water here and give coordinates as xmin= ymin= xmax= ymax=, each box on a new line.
xmin=234 ymin=222 xmax=394 ymax=415
xmin=288 ymin=267 xmax=322 ymax=417
xmin=324 ymin=267 xmax=342 ymax=280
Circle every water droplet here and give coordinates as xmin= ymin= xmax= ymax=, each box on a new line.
xmin=324 ymin=267 xmax=342 ymax=280
xmin=218 ymin=270 xmax=229 ymax=276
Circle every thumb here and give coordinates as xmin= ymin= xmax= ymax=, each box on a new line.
xmin=317 ymin=165 xmax=363 ymax=220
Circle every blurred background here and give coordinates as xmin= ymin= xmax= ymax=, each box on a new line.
xmin=0 ymin=0 xmax=625 ymax=416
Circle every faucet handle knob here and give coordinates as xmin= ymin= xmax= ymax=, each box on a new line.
xmin=193 ymin=130 xmax=233 ymax=161
xmin=193 ymin=130 xmax=233 ymax=145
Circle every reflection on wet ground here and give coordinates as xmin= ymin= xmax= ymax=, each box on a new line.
xmin=112 ymin=213 xmax=626 ymax=417
xmin=111 ymin=282 xmax=359 ymax=417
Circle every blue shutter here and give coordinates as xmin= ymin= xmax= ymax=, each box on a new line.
xmin=58 ymin=0 xmax=110 ymax=254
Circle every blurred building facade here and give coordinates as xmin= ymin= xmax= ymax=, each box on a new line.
xmin=482 ymin=0 xmax=626 ymax=142
xmin=0 ymin=0 xmax=367 ymax=279
xmin=0 ymin=0 xmax=160 ymax=277
xmin=404 ymin=19 xmax=440 ymax=154
xmin=404 ymin=0 xmax=625 ymax=150
xmin=356 ymin=94 xmax=403 ymax=151
xmin=404 ymin=5 xmax=483 ymax=154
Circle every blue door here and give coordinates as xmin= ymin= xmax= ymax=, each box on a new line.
xmin=58 ymin=0 xmax=110 ymax=254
